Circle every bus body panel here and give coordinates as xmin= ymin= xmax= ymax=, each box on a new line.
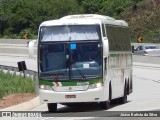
xmin=39 ymin=87 xmax=107 ymax=103
xmin=108 ymin=53 xmax=132 ymax=99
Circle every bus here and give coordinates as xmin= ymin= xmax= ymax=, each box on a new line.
xmin=37 ymin=14 xmax=133 ymax=112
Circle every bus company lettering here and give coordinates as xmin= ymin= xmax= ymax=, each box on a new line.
xmin=77 ymin=82 xmax=89 ymax=86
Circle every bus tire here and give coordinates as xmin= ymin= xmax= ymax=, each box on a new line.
xmin=47 ymin=103 xmax=57 ymax=112
xmin=119 ymin=84 xmax=127 ymax=104
xmin=109 ymin=82 xmax=112 ymax=102
xmin=100 ymin=100 xmax=110 ymax=110
xmin=127 ymin=79 xmax=130 ymax=95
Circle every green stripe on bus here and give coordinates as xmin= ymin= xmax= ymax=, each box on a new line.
xmin=39 ymin=77 xmax=102 ymax=86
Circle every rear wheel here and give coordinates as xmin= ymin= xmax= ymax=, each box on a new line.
xmin=47 ymin=103 xmax=57 ymax=112
xmin=119 ymin=85 xmax=127 ymax=104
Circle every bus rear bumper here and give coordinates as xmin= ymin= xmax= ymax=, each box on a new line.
xmin=39 ymin=87 xmax=106 ymax=104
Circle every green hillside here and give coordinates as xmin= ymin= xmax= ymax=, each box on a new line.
xmin=119 ymin=0 xmax=160 ymax=43
xmin=0 ymin=0 xmax=159 ymax=43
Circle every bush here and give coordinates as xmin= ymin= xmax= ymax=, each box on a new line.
xmin=0 ymin=71 xmax=35 ymax=99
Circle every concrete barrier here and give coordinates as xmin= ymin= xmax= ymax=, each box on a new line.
xmin=0 ymin=39 xmax=32 ymax=44
xmin=0 ymin=39 xmax=37 ymax=56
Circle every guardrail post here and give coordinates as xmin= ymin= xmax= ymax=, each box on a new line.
xmin=13 ymin=68 xmax=16 ymax=75
xmin=29 ymin=71 xmax=31 ymax=79
xmin=19 ymin=71 xmax=21 ymax=76
xmin=35 ymin=72 xmax=39 ymax=95
xmin=7 ymin=67 xmax=10 ymax=74
xmin=0 ymin=66 xmax=3 ymax=72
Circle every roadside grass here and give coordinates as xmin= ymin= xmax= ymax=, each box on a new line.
xmin=0 ymin=71 xmax=35 ymax=99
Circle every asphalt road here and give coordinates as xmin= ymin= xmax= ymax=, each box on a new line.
xmin=133 ymin=55 xmax=160 ymax=65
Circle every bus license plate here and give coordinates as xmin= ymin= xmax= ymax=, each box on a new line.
xmin=65 ymin=95 xmax=76 ymax=98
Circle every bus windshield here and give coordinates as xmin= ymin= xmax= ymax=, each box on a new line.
xmin=40 ymin=25 xmax=101 ymax=42
xmin=39 ymin=42 xmax=102 ymax=81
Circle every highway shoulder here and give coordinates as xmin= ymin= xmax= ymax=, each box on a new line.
xmin=0 ymin=96 xmax=40 ymax=111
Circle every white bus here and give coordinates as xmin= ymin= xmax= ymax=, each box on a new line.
xmin=37 ymin=14 xmax=133 ymax=112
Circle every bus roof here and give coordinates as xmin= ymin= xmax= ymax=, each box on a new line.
xmin=60 ymin=14 xmax=115 ymax=20
xmin=40 ymin=14 xmax=128 ymax=27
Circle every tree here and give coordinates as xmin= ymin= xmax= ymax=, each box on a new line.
xmin=0 ymin=0 xmax=83 ymax=38
xmin=100 ymin=0 xmax=133 ymax=16
xmin=81 ymin=0 xmax=104 ymax=14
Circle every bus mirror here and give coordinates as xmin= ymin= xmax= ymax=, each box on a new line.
xmin=28 ymin=40 xmax=37 ymax=59
xmin=102 ymin=40 xmax=109 ymax=57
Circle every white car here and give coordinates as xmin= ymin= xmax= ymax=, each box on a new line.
xmin=134 ymin=45 xmax=160 ymax=56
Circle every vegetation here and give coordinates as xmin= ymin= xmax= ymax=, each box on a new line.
xmin=0 ymin=0 xmax=159 ymax=43
xmin=0 ymin=71 xmax=34 ymax=99
xmin=0 ymin=0 xmax=83 ymax=39
xmin=120 ymin=0 xmax=160 ymax=43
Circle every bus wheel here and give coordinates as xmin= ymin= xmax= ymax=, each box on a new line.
xmin=119 ymin=85 xmax=127 ymax=104
xmin=47 ymin=103 xmax=57 ymax=112
xmin=100 ymin=100 xmax=110 ymax=110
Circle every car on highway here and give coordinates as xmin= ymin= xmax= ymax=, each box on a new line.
xmin=133 ymin=45 xmax=160 ymax=56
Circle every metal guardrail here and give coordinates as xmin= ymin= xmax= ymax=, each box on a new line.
xmin=0 ymin=64 xmax=39 ymax=95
